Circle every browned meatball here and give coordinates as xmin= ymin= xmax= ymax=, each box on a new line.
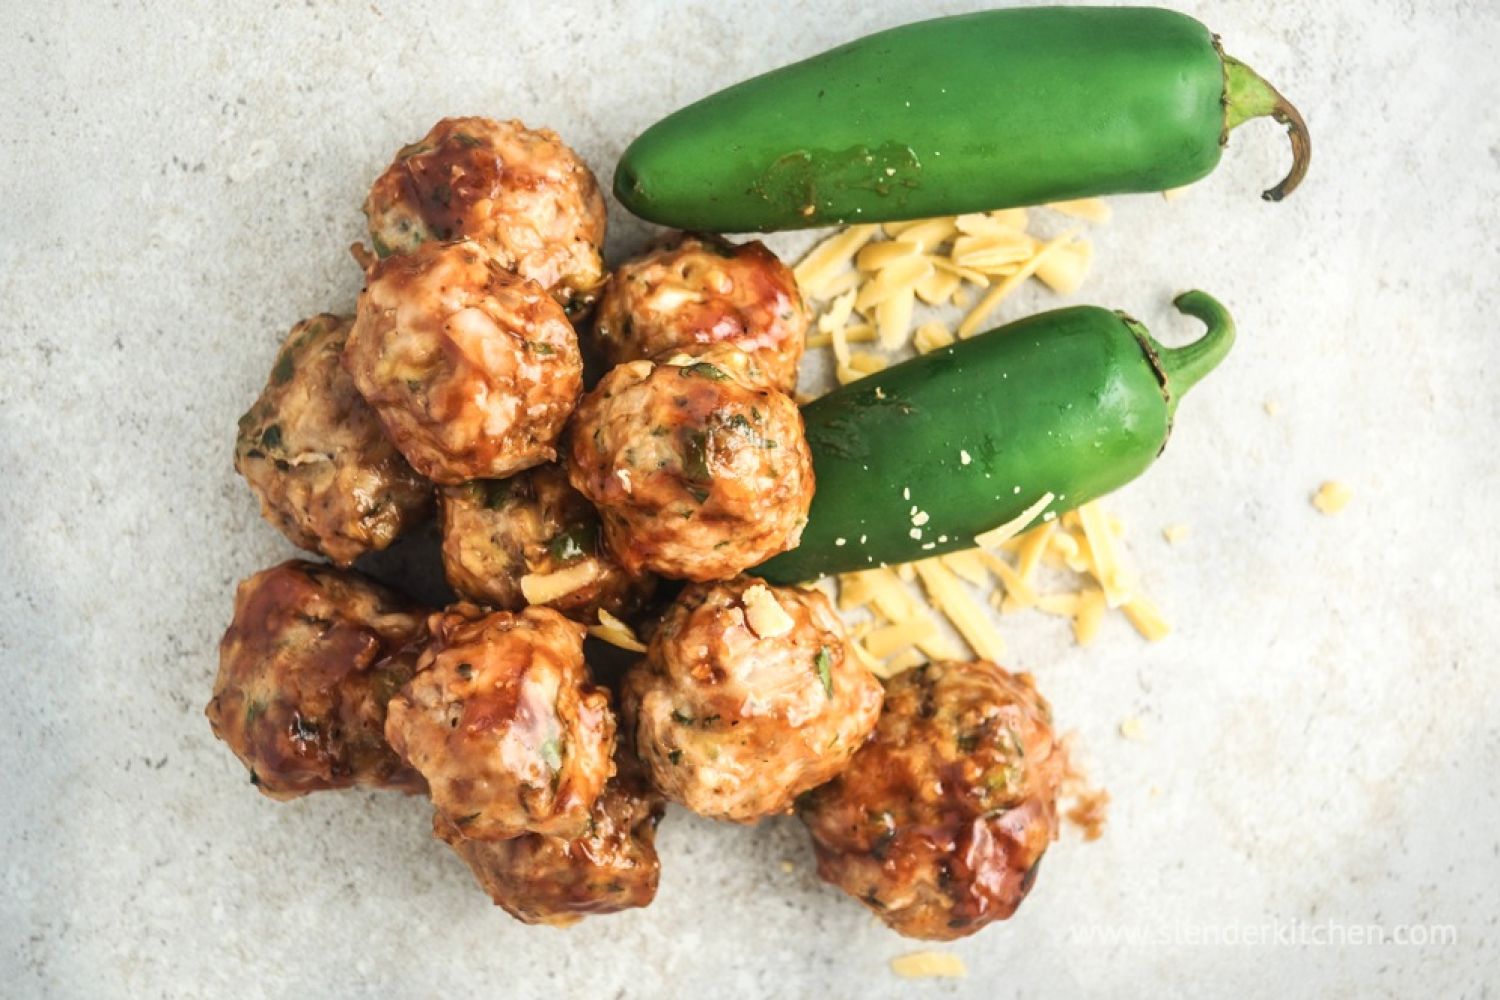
xmin=439 ymin=465 xmax=653 ymax=623
xmin=234 ymin=314 xmax=432 ymax=566
xmin=384 ymin=604 xmax=615 ymax=840
xmin=798 ymin=661 xmax=1064 ymax=940
xmin=621 ymin=577 xmax=882 ymax=822
xmin=566 ymin=349 xmax=814 ymax=581
xmin=205 ymin=560 xmax=427 ymax=799
xmin=344 ymin=240 xmax=583 ymax=485
xmin=593 ymin=233 xmax=808 ymax=392
xmin=434 ymin=748 xmax=664 ymax=926
xmin=364 ymin=116 xmax=607 ymax=319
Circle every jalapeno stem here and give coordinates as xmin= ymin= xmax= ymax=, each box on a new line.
xmin=1222 ymin=55 xmax=1311 ymax=202
xmin=1152 ymin=291 xmax=1236 ymax=415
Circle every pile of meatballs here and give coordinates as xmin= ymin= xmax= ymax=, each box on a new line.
xmin=208 ymin=117 xmax=1065 ymax=939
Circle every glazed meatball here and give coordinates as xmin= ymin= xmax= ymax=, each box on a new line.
xmin=434 ymin=748 xmax=664 ymax=926
xmin=344 ymin=239 xmax=583 ymax=484
xmin=234 ymin=314 xmax=432 ymax=566
xmin=364 ymin=116 xmax=607 ymax=319
xmin=593 ymin=233 xmax=808 ymax=392
xmin=566 ymin=349 xmax=814 ymax=581
xmin=621 ymin=577 xmax=882 ymax=822
xmin=206 ymin=560 xmax=427 ymax=799
xmin=798 ymin=661 xmax=1064 ymax=940
xmin=385 ymin=604 xmax=615 ymax=840
xmin=439 ymin=464 xmax=653 ymax=623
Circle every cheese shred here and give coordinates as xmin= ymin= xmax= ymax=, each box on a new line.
xmin=798 ymin=203 xmax=1175 ymax=685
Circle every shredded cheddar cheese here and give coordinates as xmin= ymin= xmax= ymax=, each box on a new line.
xmin=890 ymin=952 xmax=967 ymax=979
xmin=1072 ymin=587 xmax=1107 ymax=646
xmin=796 ymin=203 xmax=1172 ymax=693
xmin=974 ymin=492 xmax=1056 ymax=550
xmin=587 ymin=609 xmax=647 ymax=653
xmin=520 ymin=562 xmax=600 ymax=605
xmin=1312 ymin=480 xmax=1353 ymax=515
xmin=743 ymin=584 xmax=795 ymax=638
xmin=913 ymin=560 xmax=1006 ymax=661
xmin=863 ymin=617 xmax=938 ymax=658
xmin=794 ymin=224 xmax=879 ymax=296
xmin=1046 ymin=197 xmax=1113 ymax=223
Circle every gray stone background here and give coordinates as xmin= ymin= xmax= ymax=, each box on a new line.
xmin=2 ymin=1 xmax=1497 ymax=997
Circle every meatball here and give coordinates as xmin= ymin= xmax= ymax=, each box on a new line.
xmin=798 ymin=661 xmax=1064 ymax=940
xmin=621 ymin=577 xmax=882 ymax=822
xmin=439 ymin=464 xmax=653 ymax=623
xmin=434 ymin=748 xmax=664 ymax=926
xmin=364 ymin=116 xmax=606 ymax=319
xmin=205 ymin=560 xmax=427 ymax=799
xmin=344 ymin=239 xmax=583 ymax=484
xmin=234 ymin=314 xmax=432 ymax=566
xmin=593 ymin=233 xmax=808 ymax=392
xmin=384 ymin=604 xmax=615 ymax=840
xmin=566 ymin=349 xmax=814 ymax=581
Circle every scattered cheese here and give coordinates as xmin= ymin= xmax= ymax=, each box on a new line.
xmin=1034 ymin=238 xmax=1093 ymax=296
xmin=1312 ymin=480 xmax=1353 ymax=515
xmin=1119 ymin=716 xmax=1147 ymax=741
xmin=817 ymin=289 xmax=857 ymax=336
xmin=805 ymin=322 xmax=875 ymax=349
xmin=853 ymin=255 xmax=931 ymax=314
xmin=914 ymin=265 xmax=961 ymax=305
xmin=743 ymin=584 xmax=795 ymax=638
xmin=1162 ymin=523 xmax=1191 ymax=544
xmin=874 ymin=287 xmax=917 ymax=349
xmin=1035 ymin=592 xmax=1081 ymax=617
xmin=1073 ymin=587 xmax=1107 ymax=646
xmin=884 ymin=648 xmax=927 ymax=675
xmin=896 ymin=217 xmax=959 ymax=251
xmin=982 ymin=552 xmax=1038 ymax=611
xmin=974 ymin=492 xmax=1055 ymax=550
xmin=794 ymin=203 xmax=1182 ymax=673
xmin=914 ymin=560 xmax=1006 ymax=661
xmin=794 ymin=224 xmax=879 ymax=297
xmin=855 ymin=237 xmax=921 ymax=271
xmin=864 ymin=617 xmax=938 ymax=658
xmin=1015 ymin=519 xmax=1054 ymax=585
xmin=587 ymin=609 xmax=648 ymax=653
xmin=890 ymin=952 xmax=967 ymax=980
xmin=816 ymin=268 xmax=861 ymax=300
xmin=847 ymin=635 xmax=887 ymax=675
xmin=1046 ymin=197 xmax=1113 ymax=223
xmin=988 ymin=207 xmax=1029 ymax=230
xmin=1263 ymin=398 xmax=1281 ymax=416
xmin=940 ymin=549 xmax=989 ymax=587
xmin=957 ymin=229 xmax=1079 ymax=338
xmin=912 ymin=321 xmax=955 ymax=354
xmin=1076 ymin=501 xmax=1135 ymax=607
xmin=520 ymin=562 xmax=600 ymax=605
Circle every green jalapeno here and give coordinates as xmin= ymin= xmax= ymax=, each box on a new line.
xmin=754 ymin=291 xmax=1235 ymax=583
xmin=615 ymin=7 xmax=1309 ymax=231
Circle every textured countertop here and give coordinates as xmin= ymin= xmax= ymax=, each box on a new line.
xmin=3 ymin=2 xmax=1497 ymax=997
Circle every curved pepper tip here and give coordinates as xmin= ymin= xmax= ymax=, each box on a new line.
xmin=1160 ymin=290 xmax=1237 ymax=406
xmin=1222 ymin=54 xmax=1312 ymax=202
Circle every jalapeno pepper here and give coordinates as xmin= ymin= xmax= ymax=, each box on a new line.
xmin=752 ymin=291 xmax=1235 ymax=583
xmin=615 ymin=7 xmax=1309 ymax=231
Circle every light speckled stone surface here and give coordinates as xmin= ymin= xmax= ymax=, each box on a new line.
xmin=2 ymin=2 xmax=1498 ymax=997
